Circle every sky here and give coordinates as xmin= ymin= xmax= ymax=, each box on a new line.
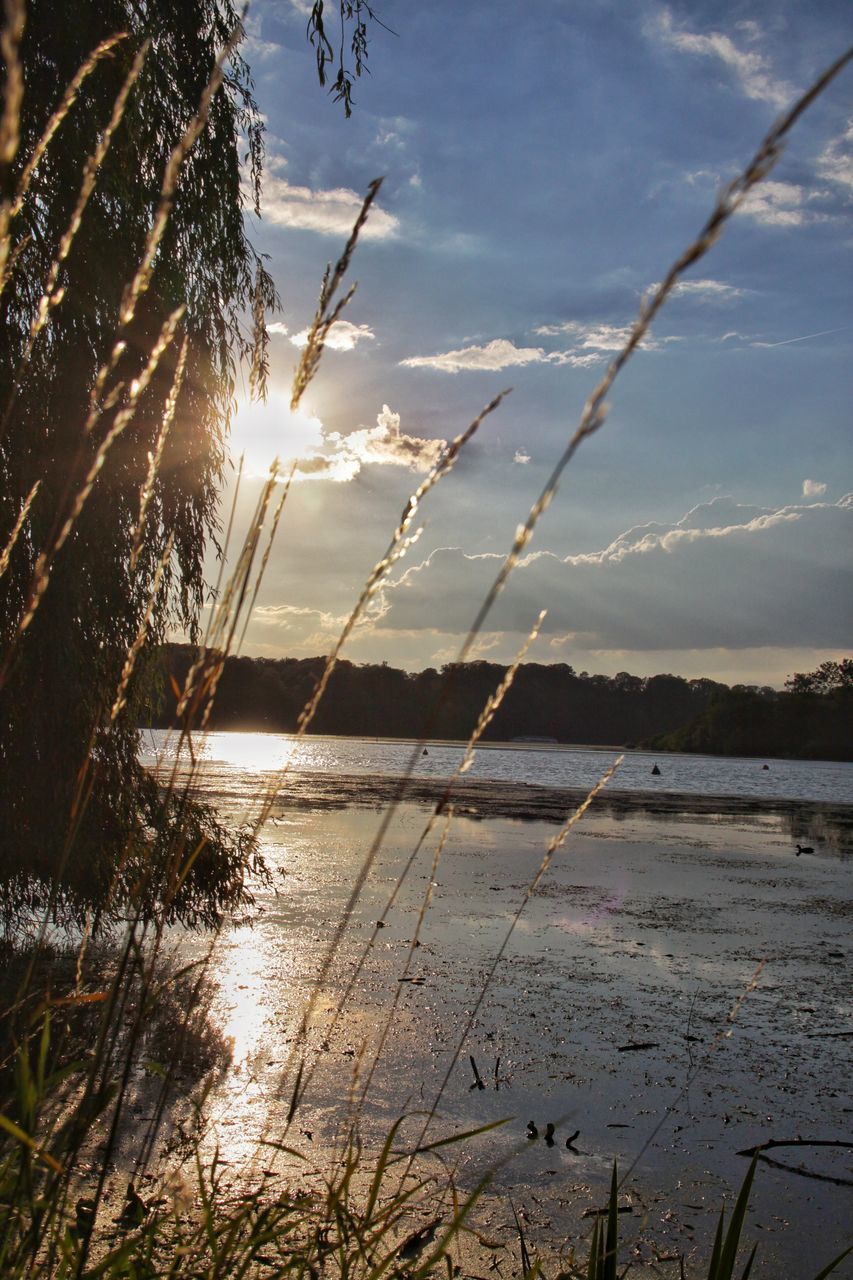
xmin=219 ymin=0 xmax=852 ymax=687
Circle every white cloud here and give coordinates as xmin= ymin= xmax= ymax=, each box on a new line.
xmin=254 ymin=604 xmax=345 ymax=632
xmin=546 ymin=351 xmax=606 ymax=368
xmin=325 ymin=404 xmax=446 ymax=473
xmin=290 ymin=320 xmax=375 ymax=351
xmin=243 ymin=12 xmax=281 ymax=60
xmin=803 ymin=479 xmax=827 ymax=498
xmin=737 ymin=180 xmax=823 ymax=227
xmin=400 ymin=338 xmax=547 ymax=373
xmin=656 ymin=8 xmax=793 ymax=108
xmin=513 ymin=449 xmax=531 ymax=465
xmin=261 ymin=171 xmax=399 ymax=240
xmin=817 ymin=120 xmax=853 ymax=195
xmin=267 ymin=321 xmax=289 ymax=336
xmin=372 ymin=116 xmax=415 ymax=151
xmin=402 ymin=320 xmax=684 ymax=377
xmin=648 ymin=277 xmax=746 ymax=303
xmin=373 ymin=495 xmax=853 ymax=651
xmin=536 ymin=320 xmax=678 ymax=353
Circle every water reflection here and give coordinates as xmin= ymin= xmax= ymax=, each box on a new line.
xmin=167 ymin=783 xmax=853 ymax=1270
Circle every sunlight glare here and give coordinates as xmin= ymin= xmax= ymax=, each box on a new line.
xmin=230 ymin=388 xmax=324 ymax=477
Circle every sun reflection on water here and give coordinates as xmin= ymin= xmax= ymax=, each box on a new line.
xmin=215 ymin=925 xmax=270 ymax=1072
xmin=202 ymin=911 xmax=303 ymax=1167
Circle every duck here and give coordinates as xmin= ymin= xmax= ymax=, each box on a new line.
xmin=544 ymin=1122 xmax=555 ymax=1146
xmin=75 ymin=1197 xmax=97 ymax=1240
xmin=795 ymin=843 xmax=814 ymax=856
xmin=526 ymin=1121 xmax=538 ymax=1139
xmin=116 ymin=1181 xmax=148 ymax=1228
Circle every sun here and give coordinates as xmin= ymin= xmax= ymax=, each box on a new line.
xmin=229 ymin=387 xmax=325 ymax=478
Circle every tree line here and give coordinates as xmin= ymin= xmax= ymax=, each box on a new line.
xmin=647 ymin=659 xmax=852 ymax=761
xmin=152 ymin=645 xmax=723 ymax=745
xmin=151 ymin=649 xmax=852 ymax=760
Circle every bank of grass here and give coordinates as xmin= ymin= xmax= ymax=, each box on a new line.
xmin=1 ymin=8 xmax=852 ymax=1278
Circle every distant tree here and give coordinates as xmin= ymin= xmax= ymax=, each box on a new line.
xmin=785 ymin=659 xmax=853 ymax=696
xmin=647 ymin=659 xmax=852 ymax=761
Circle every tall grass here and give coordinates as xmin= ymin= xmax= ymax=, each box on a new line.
xmin=1 ymin=8 xmax=851 ymax=1278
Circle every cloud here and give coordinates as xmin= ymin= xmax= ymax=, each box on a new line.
xmin=737 ymin=180 xmax=826 ymax=228
xmin=647 ymin=277 xmax=746 ymax=303
xmin=802 ymin=479 xmax=827 ymax=498
xmin=290 ymin=320 xmax=376 ymax=351
xmin=817 ymin=120 xmax=853 ymax=196
xmin=254 ymin=604 xmax=345 ymax=631
xmin=513 ymin=449 xmax=531 ymax=465
xmin=372 ymin=495 xmax=853 ymax=651
xmin=243 ymin=11 xmax=282 ymax=60
xmin=372 ymin=116 xmax=416 ymax=151
xmin=267 ymin=321 xmax=289 ymax=336
xmin=400 ymin=338 xmax=547 ymax=373
xmin=261 ymin=171 xmax=399 ymax=239
xmin=326 ymin=404 xmax=446 ymax=472
xmin=546 ymin=351 xmax=607 ymax=368
xmin=536 ymin=320 xmax=679 ymax=354
xmin=401 ymin=319 xmax=684 ymax=376
xmin=656 ymin=8 xmax=793 ymax=108
xmin=231 ymin=395 xmax=444 ymax=482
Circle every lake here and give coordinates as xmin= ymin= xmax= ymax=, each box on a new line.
xmin=141 ymin=730 xmax=853 ymax=1276
xmin=141 ymin=728 xmax=853 ymax=805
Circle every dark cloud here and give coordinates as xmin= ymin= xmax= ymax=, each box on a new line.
xmin=372 ymin=496 xmax=853 ymax=651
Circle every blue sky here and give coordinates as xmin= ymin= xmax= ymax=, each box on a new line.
xmin=223 ymin=0 xmax=852 ymax=686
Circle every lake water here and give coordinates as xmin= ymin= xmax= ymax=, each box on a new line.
xmin=141 ymin=728 xmax=853 ymax=807
xmin=139 ymin=729 xmax=853 ymax=1275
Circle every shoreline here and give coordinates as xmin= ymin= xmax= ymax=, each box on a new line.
xmin=270 ymin=768 xmax=853 ymax=826
xmin=145 ymin=726 xmax=852 ymax=765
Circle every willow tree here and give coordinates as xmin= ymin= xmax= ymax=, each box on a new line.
xmin=0 ymin=0 xmax=281 ymax=937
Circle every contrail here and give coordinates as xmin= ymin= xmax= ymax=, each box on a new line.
xmin=754 ymin=325 xmax=849 ymax=348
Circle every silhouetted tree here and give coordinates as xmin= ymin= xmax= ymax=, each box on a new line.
xmin=0 ymin=1 xmax=277 ymax=933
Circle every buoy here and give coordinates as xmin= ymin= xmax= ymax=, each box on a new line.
xmin=423 ymin=748 xmax=429 ymax=756
xmin=651 ymin=764 xmax=661 ymax=776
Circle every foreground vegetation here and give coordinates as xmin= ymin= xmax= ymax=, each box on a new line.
xmin=1 ymin=2 xmax=851 ymax=1277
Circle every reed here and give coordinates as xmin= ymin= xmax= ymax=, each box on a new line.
xmin=0 ymin=8 xmax=851 ymax=1279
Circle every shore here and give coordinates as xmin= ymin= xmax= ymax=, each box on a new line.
xmin=264 ymin=770 xmax=853 ymax=855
